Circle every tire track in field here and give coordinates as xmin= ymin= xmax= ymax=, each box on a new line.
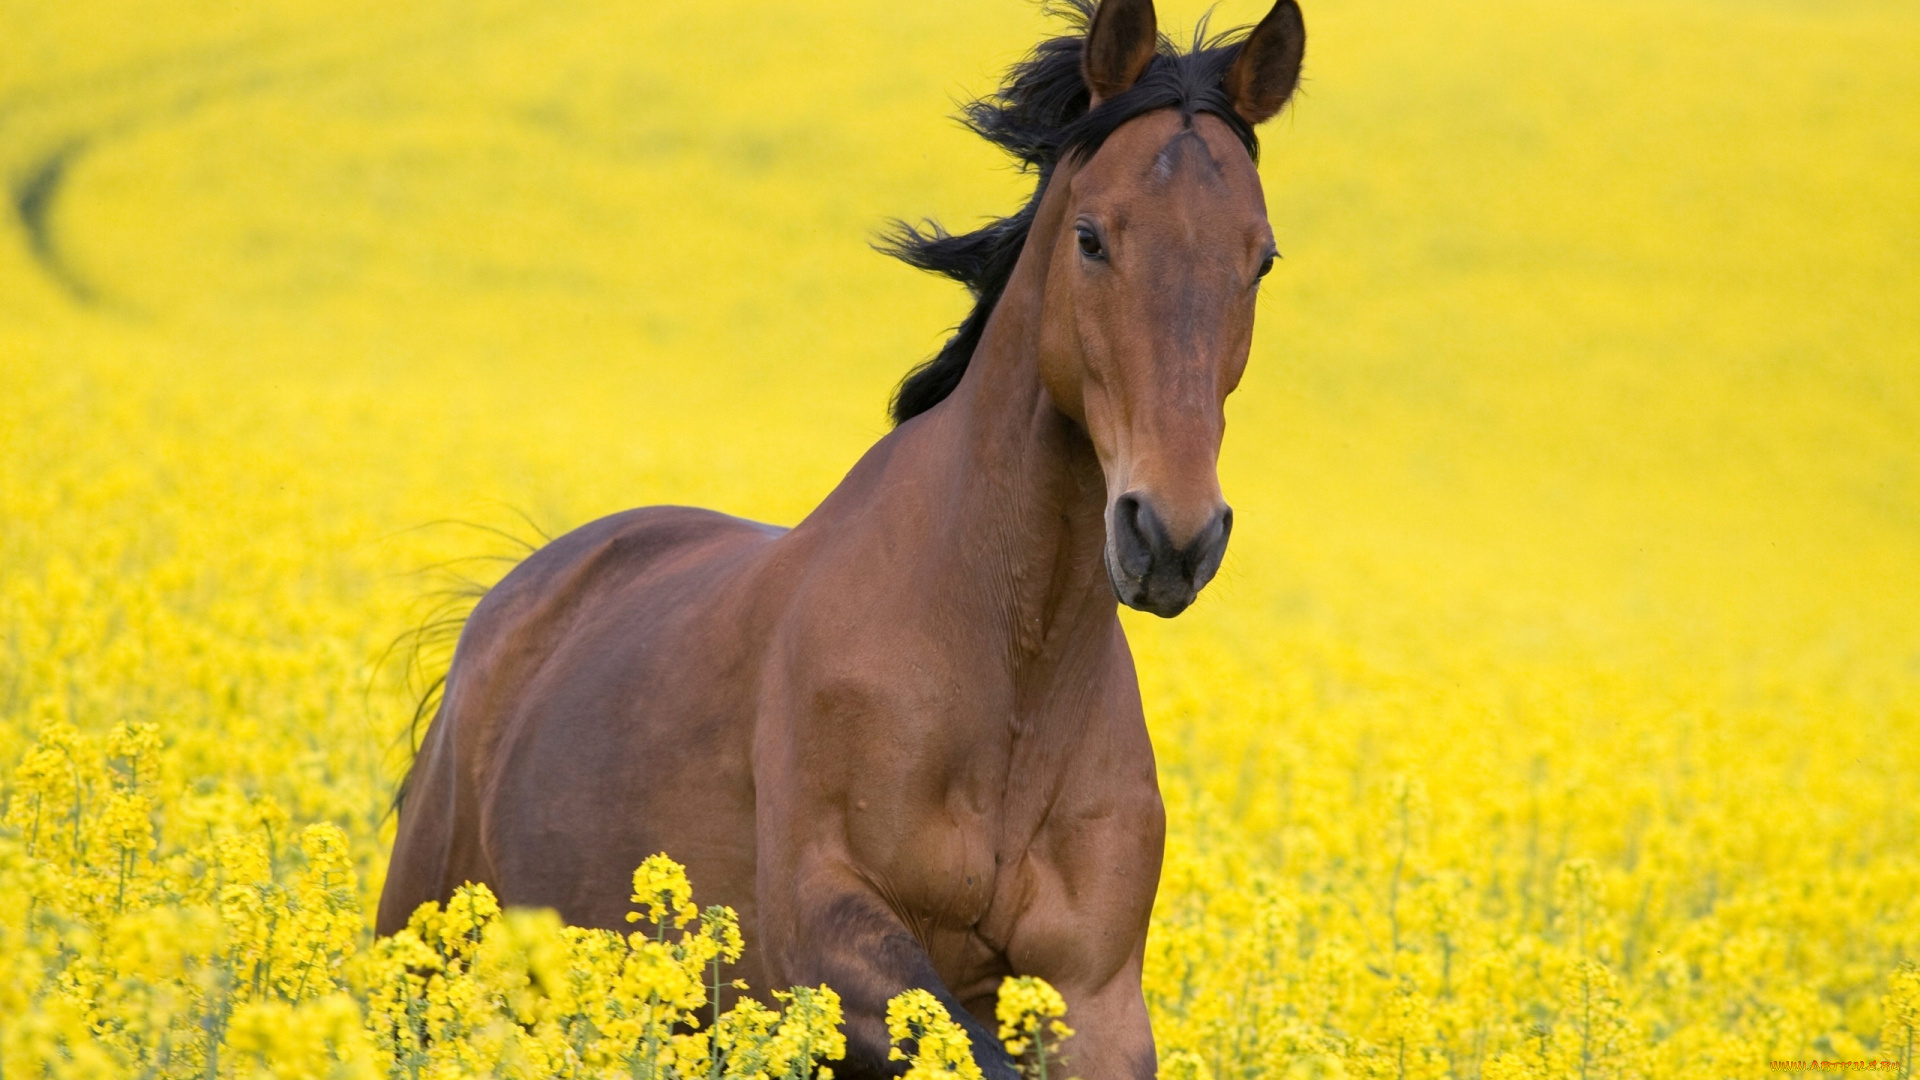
xmin=0 ymin=1 xmax=549 ymax=308
xmin=0 ymin=28 xmax=340 ymax=306
xmin=11 ymin=139 xmax=93 ymax=302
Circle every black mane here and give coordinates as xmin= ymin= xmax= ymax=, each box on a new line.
xmin=881 ymin=1 xmax=1263 ymax=425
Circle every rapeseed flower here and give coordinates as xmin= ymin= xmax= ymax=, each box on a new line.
xmin=4 ymin=0 xmax=1917 ymax=1076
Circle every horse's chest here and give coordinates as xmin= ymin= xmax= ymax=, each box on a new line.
xmin=790 ymin=647 xmax=1143 ymax=958
xmin=861 ymin=738 xmax=1096 ymax=945
xmin=853 ymin=783 xmax=1005 ymax=926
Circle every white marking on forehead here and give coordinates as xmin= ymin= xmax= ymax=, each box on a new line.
xmin=1149 ymin=127 xmax=1223 ymax=187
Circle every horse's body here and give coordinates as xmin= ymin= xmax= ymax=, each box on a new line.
xmin=385 ymin=409 xmax=1157 ymax=1067
xmin=379 ymin=4 xmax=1305 ymax=1077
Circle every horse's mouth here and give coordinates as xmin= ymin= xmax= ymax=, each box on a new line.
xmin=1106 ymin=548 xmax=1211 ymax=618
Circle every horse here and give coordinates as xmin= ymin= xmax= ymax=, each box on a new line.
xmin=378 ymin=1 xmax=1305 ymax=1076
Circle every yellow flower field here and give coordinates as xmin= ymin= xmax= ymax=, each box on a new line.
xmin=3 ymin=0 xmax=1918 ymax=1076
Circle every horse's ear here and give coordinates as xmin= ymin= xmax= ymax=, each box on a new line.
xmin=1224 ymin=0 xmax=1306 ymax=125
xmin=1083 ymin=0 xmax=1158 ymax=105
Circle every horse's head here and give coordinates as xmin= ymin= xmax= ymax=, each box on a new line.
xmin=1037 ymin=0 xmax=1304 ymax=617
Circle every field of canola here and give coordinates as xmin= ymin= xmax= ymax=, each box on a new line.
xmin=4 ymin=0 xmax=1920 ymax=1076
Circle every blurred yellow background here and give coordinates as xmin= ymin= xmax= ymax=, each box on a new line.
xmin=3 ymin=0 xmax=1918 ymax=1075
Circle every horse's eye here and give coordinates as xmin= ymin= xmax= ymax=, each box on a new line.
xmin=1257 ymin=252 xmax=1277 ymax=279
xmin=1076 ymin=227 xmax=1105 ymax=259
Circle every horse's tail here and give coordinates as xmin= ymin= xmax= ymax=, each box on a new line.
xmin=374 ymin=513 xmax=549 ymax=818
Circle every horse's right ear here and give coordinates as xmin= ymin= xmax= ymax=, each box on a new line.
xmin=1225 ymin=0 xmax=1306 ymax=125
xmin=1083 ymin=0 xmax=1158 ymax=106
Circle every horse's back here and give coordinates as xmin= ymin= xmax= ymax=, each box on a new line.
xmin=378 ymin=505 xmax=784 ymax=936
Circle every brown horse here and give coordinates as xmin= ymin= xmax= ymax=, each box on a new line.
xmin=378 ymin=2 xmax=1304 ymax=1077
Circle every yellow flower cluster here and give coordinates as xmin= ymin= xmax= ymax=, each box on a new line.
xmin=6 ymin=0 xmax=1919 ymax=1076
xmin=0 ymin=730 xmax=1005 ymax=1079
xmin=996 ymin=976 xmax=1073 ymax=1080
xmin=2 ymin=716 xmax=370 ymax=1076
xmin=888 ymin=989 xmax=984 ymax=1080
xmin=1885 ymin=966 xmax=1920 ymax=1079
xmin=360 ymin=865 xmax=846 ymax=1080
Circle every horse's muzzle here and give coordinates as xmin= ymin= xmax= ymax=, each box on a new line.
xmin=1105 ymin=492 xmax=1232 ymax=618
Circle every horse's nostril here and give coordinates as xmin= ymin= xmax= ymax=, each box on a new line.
xmin=1188 ymin=504 xmax=1233 ymax=586
xmin=1121 ymin=491 xmax=1144 ymax=576
xmin=1112 ymin=493 xmax=1154 ymax=578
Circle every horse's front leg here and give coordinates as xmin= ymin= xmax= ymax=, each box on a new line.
xmin=772 ymin=876 xmax=1021 ymax=1080
xmin=998 ymin=776 xmax=1165 ymax=1080
xmin=1046 ymin=955 xmax=1158 ymax=1080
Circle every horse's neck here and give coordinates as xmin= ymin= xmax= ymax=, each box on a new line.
xmin=936 ymin=346 xmax=1113 ymax=671
xmin=905 ymin=177 xmax=1118 ymax=676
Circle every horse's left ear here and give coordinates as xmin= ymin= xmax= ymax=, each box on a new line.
xmin=1225 ymin=0 xmax=1306 ymax=125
